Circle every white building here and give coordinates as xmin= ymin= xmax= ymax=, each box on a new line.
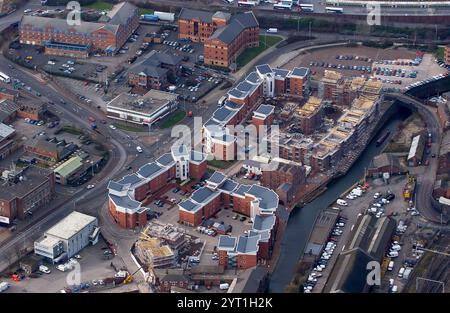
xmin=34 ymin=211 xmax=100 ymax=263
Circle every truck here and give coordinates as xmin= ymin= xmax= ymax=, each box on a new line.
xmin=140 ymin=14 xmax=159 ymax=22
xmin=0 ymin=281 xmax=9 ymax=292
xmin=154 ymin=11 xmax=175 ymax=22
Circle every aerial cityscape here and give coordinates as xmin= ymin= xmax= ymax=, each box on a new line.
xmin=0 ymin=0 xmax=449 ymax=301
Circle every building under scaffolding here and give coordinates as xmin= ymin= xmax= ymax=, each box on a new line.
xmin=136 ymin=227 xmax=175 ymax=269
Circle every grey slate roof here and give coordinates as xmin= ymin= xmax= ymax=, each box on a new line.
xmin=179 ymin=8 xmax=214 ymax=23
xmin=212 ymin=106 xmax=237 ymax=123
xmin=245 ymin=72 xmax=262 ymax=84
xmin=156 ymin=153 xmax=175 ymax=167
xmin=179 ymin=199 xmax=201 ymax=212
xmin=235 ymin=184 xmax=251 ymax=196
xmin=253 ymin=214 xmax=275 ymax=231
xmin=236 ymin=81 xmax=258 ymax=95
xmin=247 ymin=185 xmax=278 ymax=210
xmin=218 ymin=179 xmax=238 ymax=193
xmin=228 ymin=88 xmax=246 ymax=99
xmin=118 ymin=174 xmax=143 ymax=186
xmin=224 ymin=101 xmax=241 ymax=110
xmin=100 ymin=2 xmax=137 ymax=25
xmin=290 ymin=67 xmax=309 ymax=77
xmin=109 ymin=194 xmax=141 ymax=210
xmin=208 ymin=171 xmax=227 ymax=185
xmin=137 ymin=162 xmax=163 ymax=178
xmin=256 ymin=64 xmax=273 ymax=75
xmin=254 ymin=104 xmax=274 ymax=116
xmin=132 ymin=64 xmax=168 ymax=78
xmin=236 ymin=235 xmax=260 ymax=254
xmin=191 ymin=187 xmax=218 ymax=204
xmin=209 ymin=12 xmax=258 ymax=44
xmin=218 ymin=235 xmax=237 ymax=249
xmin=274 ymin=68 xmax=290 ymax=78
xmin=107 ymin=180 xmax=126 ymax=192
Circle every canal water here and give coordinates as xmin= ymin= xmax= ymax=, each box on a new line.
xmin=269 ymin=103 xmax=412 ymax=292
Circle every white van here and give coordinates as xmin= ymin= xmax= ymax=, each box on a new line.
xmin=398 ymin=267 xmax=405 ymax=278
xmin=136 ymin=146 xmax=143 ymax=153
xmin=387 ymin=261 xmax=394 ymax=271
xmin=391 ymin=285 xmax=398 ymax=293
xmin=267 ymin=28 xmax=278 ymax=33
xmin=218 ymin=95 xmax=228 ymax=106
xmin=336 ymin=199 xmax=348 ymax=206
xmin=403 ymin=268 xmax=412 ymax=280
xmin=219 ymin=283 xmax=229 ymax=290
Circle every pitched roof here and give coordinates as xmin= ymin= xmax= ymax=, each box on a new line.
xmin=208 ymin=12 xmax=258 ymax=51
xmin=156 ymin=153 xmax=175 ymax=167
xmin=54 ymin=156 xmax=83 ymax=178
xmin=218 ymin=235 xmax=237 ymax=249
xmin=253 ymin=214 xmax=276 ymax=232
xmin=247 ymin=185 xmax=279 ymax=211
xmin=289 ymin=67 xmax=309 ymax=78
xmin=254 ymin=104 xmax=274 ymax=117
xmin=191 ymin=187 xmax=218 ymax=204
xmin=207 ymin=171 xmax=227 ymax=185
xmin=179 ymin=8 xmax=214 ymax=23
xmin=100 ymin=2 xmax=137 ymax=25
xmin=137 ymin=162 xmax=163 ymax=178
xmin=118 ymin=173 xmax=143 ymax=186
xmin=236 ymin=235 xmax=260 ymax=254
xmin=109 ymin=194 xmax=141 ymax=210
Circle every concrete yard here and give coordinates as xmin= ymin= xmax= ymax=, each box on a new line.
xmin=2 ymin=237 xmax=125 ymax=293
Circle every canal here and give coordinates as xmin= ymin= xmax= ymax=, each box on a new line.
xmin=269 ymin=102 xmax=412 ymax=292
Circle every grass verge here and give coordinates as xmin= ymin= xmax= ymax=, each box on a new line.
xmin=159 ymin=110 xmax=186 ymax=129
xmin=236 ymin=35 xmax=283 ymax=68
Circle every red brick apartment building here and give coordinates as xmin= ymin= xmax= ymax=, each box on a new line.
xmin=19 ymin=2 xmax=139 ymax=56
xmin=445 ymin=45 xmax=450 ymax=65
xmin=202 ymin=64 xmax=310 ymax=158
xmin=107 ymin=147 xmax=208 ymax=228
xmin=178 ymin=8 xmax=259 ymax=68
xmin=0 ymin=166 xmax=55 ymax=225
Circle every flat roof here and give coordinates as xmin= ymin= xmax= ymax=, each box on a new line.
xmin=107 ymin=90 xmax=177 ymax=115
xmin=45 ymin=211 xmax=96 ymax=240
xmin=0 ymin=166 xmax=52 ymax=201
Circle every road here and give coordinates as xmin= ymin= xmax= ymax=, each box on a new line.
xmin=0 ymin=52 xmax=133 ymax=271
xmin=388 ymin=92 xmax=443 ymax=224
xmin=136 ymin=0 xmax=450 ymax=16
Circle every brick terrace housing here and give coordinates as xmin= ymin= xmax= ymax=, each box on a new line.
xmin=178 ymin=8 xmax=259 ymax=68
xmin=107 ymin=144 xmax=207 ymax=228
xmin=0 ymin=166 xmax=55 ymax=224
xmin=19 ymin=2 xmax=139 ymax=56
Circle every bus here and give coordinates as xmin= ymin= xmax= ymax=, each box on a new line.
xmin=325 ymin=6 xmax=344 ymax=13
xmin=274 ymin=0 xmax=293 ymax=10
xmin=0 ymin=72 xmax=11 ymax=84
xmin=299 ymin=3 xmax=314 ymax=11
xmin=238 ymin=0 xmax=257 ymax=7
